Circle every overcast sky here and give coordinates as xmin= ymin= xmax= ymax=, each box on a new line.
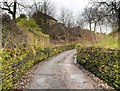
xmin=2 ymin=0 xmax=115 ymax=17
xmin=16 ymin=0 xmax=90 ymax=16
xmin=49 ymin=0 xmax=90 ymax=15
xmin=1 ymin=0 xmax=90 ymax=18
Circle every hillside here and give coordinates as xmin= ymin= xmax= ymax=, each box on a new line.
xmin=2 ymin=14 xmax=49 ymax=50
xmin=49 ymin=23 xmax=103 ymax=45
xmin=96 ymin=31 xmax=120 ymax=48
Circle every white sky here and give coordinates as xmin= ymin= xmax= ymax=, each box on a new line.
xmin=18 ymin=0 xmax=90 ymax=16
xmin=50 ymin=0 xmax=90 ymax=15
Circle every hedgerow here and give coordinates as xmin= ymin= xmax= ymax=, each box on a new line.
xmin=77 ymin=46 xmax=120 ymax=89
xmin=0 ymin=44 xmax=75 ymax=90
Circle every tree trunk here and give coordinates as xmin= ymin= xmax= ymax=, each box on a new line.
xmin=94 ymin=23 xmax=97 ymax=33
xmin=89 ymin=21 xmax=94 ymax=44
xmin=93 ymin=23 xmax=97 ymax=40
xmin=118 ymin=8 xmax=120 ymax=31
xmin=89 ymin=22 xmax=92 ymax=31
xmin=105 ymin=24 xmax=107 ymax=34
xmin=100 ymin=24 xmax=103 ymax=34
xmin=13 ymin=0 xmax=17 ymax=19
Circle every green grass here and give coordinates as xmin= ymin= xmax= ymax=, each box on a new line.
xmin=96 ymin=36 xmax=118 ymax=48
xmin=17 ymin=18 xmax=38 ymax=29
xmin=96 ymin=32 xmax=120 ymax=49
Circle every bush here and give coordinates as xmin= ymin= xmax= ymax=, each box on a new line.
xmin=17 ymin=18 xmax=38 ymax=29
xmin=16 ymin=14 xmax=27 ymax=22
xmin=0 ymin=44 xmax=75 ymax=90
xmin=77 ymin=47 xmax=120 ymax=89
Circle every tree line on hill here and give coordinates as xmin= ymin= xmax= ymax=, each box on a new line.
xmin=0 ymin=0 xmax=120 ymax=44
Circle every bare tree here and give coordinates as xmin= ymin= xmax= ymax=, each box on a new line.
xmin=59 ymin=7 xmax=67 ymax=24
xmin=92 ymin=6 xmax=106 ymax=33
xmin=66 ymin=11 xmax=75 ymax=28
xmin=33 ymin=0 xmax=56 ymax=17
xmin=82 ymin=7 xmax=94 ymax=31
xmin=98 ymin=0 xmax=120 ymax=31
xmin=23 ymin=3 xmax=37 ymax=18
xmin=76 ymin=13 xmax=85 ymax=28
xmin=0 ymin=0 xmax=17 ymax=19
xmin=0 ymin=0 xmax=27 ymax=19
xmin=59 ymin=7 xmax=74 ymax=27
xmin=59 ymin=7 xmax=76 ymax=43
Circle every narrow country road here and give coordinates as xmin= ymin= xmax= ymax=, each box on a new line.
xmin=22 ymin=49 xmax=112 ymax=89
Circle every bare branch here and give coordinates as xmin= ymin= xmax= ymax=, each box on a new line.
xmin=1 ymin=7 xmax=14 ymax=14
xmin=98 ymin=2 xmax=109 ymax=7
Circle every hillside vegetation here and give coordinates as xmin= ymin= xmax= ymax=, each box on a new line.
xmin=1 ymin=14 xmax=76 ymax=90
xmin=76 ymin=31 xmax=120 ymax=89
xmin=96 ymin=32 xmax=120 ymax=49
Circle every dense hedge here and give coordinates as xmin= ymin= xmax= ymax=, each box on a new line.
xmin=0 ymin=44 xmax=75 ymax=90
xmin=77 ymin=46 xmax=120 ymax=89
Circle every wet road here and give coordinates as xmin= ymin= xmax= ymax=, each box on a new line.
xmin=25 ymin=49 xmax=112 ymax=89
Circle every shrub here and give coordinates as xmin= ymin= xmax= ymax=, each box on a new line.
xmin=0 ymin=44 xmax=75 ymax=90
xmin=17 ymin=18 xmax=38 ymax=29
xmin=77 ymin=47 xmax=120 ymax=89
